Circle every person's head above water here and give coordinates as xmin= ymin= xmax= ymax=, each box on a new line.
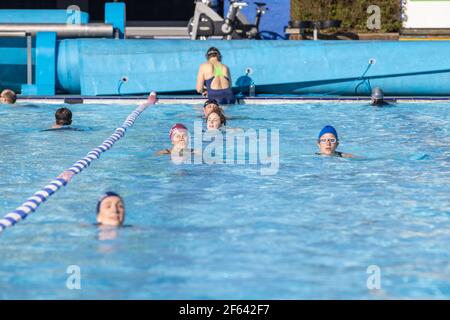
xmin=317 ymin=125 xmax=339 ymax=155
xmin=96 ymin=192 xmax=125 ymax=227
xmin=203 ymin=98 xmax=220 ymax=117
xmin=169 ymin=123 xmax=189 ymax=148
xmin=0 ymin=89 xmax=17 ymax=104
xmin=207 ymin=108 xmax=226 ymax=130
xmin=371 ymin=87 xmax=385 ymax=105
xmin=54 ymin=107 xmax=72 ymax=127
xmin=206 ymin=47 xmax=222 ymax=61
xmin=156 ymin=124 xmax=190 ymax=156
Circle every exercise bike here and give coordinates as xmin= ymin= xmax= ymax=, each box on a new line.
xmin=188 ymin=0 xmax=268 ymax=40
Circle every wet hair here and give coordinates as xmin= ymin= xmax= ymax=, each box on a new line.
xmin=96 ymin=192 xmax=122 ymax=215
xmin=203 ymin=98 xmax=219 ymax=108
xmin=55 ymin=107 xmax=72 ymax=126
xmin=1 ymin=89 xmax=17 ymax=104
xmin=206 ymin=47 xmax=222 ymax=61
xmin=207 ymin=107 xmax=227 ymax=126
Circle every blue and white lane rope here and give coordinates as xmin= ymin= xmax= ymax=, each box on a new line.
xmin=0 ymin=92 xmax=157 ymax=234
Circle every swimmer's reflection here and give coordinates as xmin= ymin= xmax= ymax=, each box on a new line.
xmin=97 ymin=225 xmax=120 ymax=241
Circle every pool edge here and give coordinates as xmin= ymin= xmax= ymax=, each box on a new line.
xmin=16 ymin=95 xmax=450 ymax=105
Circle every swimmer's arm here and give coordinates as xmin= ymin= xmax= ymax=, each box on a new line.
xmin=156 ymin=148 xmax=200 ymax=156
xmin=155 ymin=149 xmax=171 ymax=156
xmin=196 ymin=65 xmax=206 ymax=94
xmin=224 ymin=127 xmax=241 ymax=132
xmin=341 ymin=153 xmax=353 ymax=158
xmin=341 ymin=153 xmax=364 ymax=159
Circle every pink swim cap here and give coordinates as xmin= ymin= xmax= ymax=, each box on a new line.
xmin=169 ymin=123 xmax=188 ymax=140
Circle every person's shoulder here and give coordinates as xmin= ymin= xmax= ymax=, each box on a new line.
xmin=41 ymin=126 xmax=83 ymax=132
xmin=371 ymin=101 xmax=391 ymax=107
xmin=41 ymin=126 xmax=63 ymax=132
xmin=199 ymin=62 xmax=211 ymax=69
xmin=199 ymin=63 xmax=213 ymax=74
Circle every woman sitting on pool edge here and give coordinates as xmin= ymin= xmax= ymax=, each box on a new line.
xmin=316 ymin=125 xmax=355 ymax=158
xmin=96 ymin=192 xmax=125 ymax=227
xmin=157 ymin=123 xmax=195 ymax=157
xmin=196 ymin=47 xmax=236 ymax=105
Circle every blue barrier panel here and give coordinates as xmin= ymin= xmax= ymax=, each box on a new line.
xmin=105 ymin=2 xmax=126 ymax=39
xmin=21 ymin=32 xmax=56 ymax=95
xmin=0 ymin=38 xmax=35 ymax=92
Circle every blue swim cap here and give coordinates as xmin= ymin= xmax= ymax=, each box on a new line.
xmin=96 ymin=191 xmax=121 ymax=214
xmin=318 ymin=125 xmax=338 ymax=140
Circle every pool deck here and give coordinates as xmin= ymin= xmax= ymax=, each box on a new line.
xmin=16 ymin=95 xmax=450 ymax=105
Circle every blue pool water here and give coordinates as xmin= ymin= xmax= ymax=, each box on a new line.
xmin=0 ymin=101 xmax=449 ymax=299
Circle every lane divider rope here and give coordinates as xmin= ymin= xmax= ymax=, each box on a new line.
xmin=0 ymin=92 xmax=157 ymax=234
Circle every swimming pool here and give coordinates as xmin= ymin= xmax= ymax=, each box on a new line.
xmin=0 ymin=100 xmax=449 ymax=299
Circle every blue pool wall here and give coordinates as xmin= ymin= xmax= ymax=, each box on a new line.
xmin=55 ymin=39 xmax=450 ymax=96
xmin=3 ymin=38 xmax=450 ymax=96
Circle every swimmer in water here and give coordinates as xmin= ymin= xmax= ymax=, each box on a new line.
xmin=157 ymin=123 xmax=194 ymax=157
xmin=42 ymin=107 xmax=89 ymax=131
xmin=0 ymin=89 xmax=17 ymax=105
xmin=316 ymin=125 xmax=355 ymax=158
xmin=41 ymin=107 xmax=78 ymax=131
xmin=196 ymin=47 xmax=236 ymax=105
xmin=371 ymin=87 xmax=390 ymax=106
xmin=96 ymin=192 xmax=125 ymax=227
xmin=202 ymin=98 xmax=244 ymax=122
xmin=206 ymin=107 xmax=227 ymax=131
xmin=52 ymin=107 xmax=72 ymax=129
xmin=203 ymin=99 xmax=221 ymax=118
